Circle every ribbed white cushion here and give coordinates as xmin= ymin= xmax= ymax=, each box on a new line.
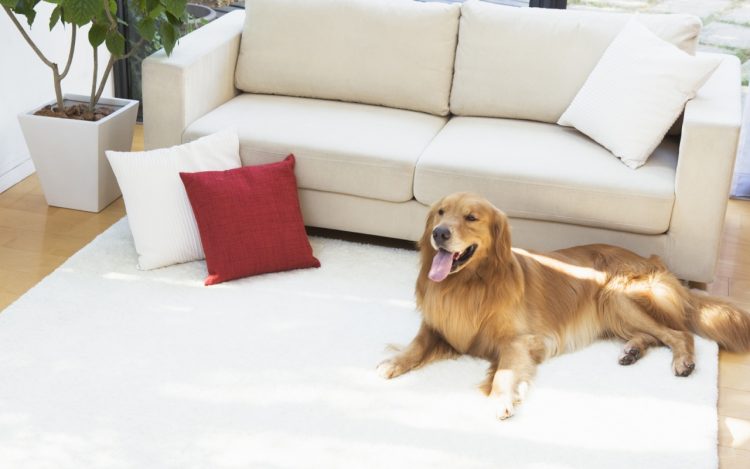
xmin=558 ymin=20 xmax=720 ymax=169
xmin=450 ymin=0 xmax=702 ymax=123
xmin=106 ymin=131 xmax=241 ymax=270
xmin=235 ymin=0 xmax=460 ymax=116
xmin=183 ymin=94 xmax=448 ymax=203
xmin=414 ymin=117 xmax=678 ymax=235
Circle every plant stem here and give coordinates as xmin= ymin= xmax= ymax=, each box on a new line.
xmin=88 ymin=0 xmax=148 ymax=111
xmin=103 ymin=0 xmax=116 ymax=24
xmin=89 ymin=38 xmax=144 ymax=110
xmin=90 ymin=46 xmax=98 ymax=111
xmin=59 ymin=25 xmax=77 ymax=81
xmin=52 ymin=64 xmax=64 ymax=111
xmin=92 ymin=54 xmax=116 ymax=111
xmin=121 ymin=38 xmax=146 ymax=60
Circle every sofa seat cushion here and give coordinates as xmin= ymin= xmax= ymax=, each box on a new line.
xmin=414 ymin=118 xmax=677 ymax=234
xmin=183 ymin=94 xmax=448 ymax=203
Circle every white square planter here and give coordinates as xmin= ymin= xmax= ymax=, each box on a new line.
xmin=18 ymin=94 xmax=139 ymax=213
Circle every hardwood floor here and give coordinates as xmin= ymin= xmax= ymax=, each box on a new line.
xmin=1 ymin=124 xmax=749 ymax=467
xmin=719 ymin=259 xmax=750 ymax=469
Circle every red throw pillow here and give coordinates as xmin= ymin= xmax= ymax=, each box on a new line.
xmin=179 ymin=155 xmax=320 ymax=285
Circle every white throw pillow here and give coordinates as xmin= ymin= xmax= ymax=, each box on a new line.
xmin=106 ymin=130 xmax=241 ymax=270
xmin=557 ymin=19 xmax=719 ymax=169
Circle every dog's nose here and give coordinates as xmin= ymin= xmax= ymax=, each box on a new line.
xmin=432 ymin=225 xmax=451 ymax=242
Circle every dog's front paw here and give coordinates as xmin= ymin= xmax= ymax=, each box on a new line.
xmin=493 ymin=394 xmax=515 ymax=420
xmin=376 ymin=359 xmax=405 ymax=379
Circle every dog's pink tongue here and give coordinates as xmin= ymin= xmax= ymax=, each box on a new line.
xmin=429 ymin=249 xmax=453 ymax=282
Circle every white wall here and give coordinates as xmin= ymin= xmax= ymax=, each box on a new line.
xmin=0 ymin=4 xmax=113 ymax=193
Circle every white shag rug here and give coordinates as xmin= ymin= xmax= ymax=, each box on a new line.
xmin=0 ymin=219 xmax=718 ymax=469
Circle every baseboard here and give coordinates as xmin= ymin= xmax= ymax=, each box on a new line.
xmin=0 ymin=159 xmax=35 ymax=194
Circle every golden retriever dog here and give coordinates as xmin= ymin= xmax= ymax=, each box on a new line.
xmin=377 ymin=193 xmax=750 ymax=419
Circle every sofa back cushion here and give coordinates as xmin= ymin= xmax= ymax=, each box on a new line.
xmin=450 ymin=1 xmax=702 ymax=123
xmin=235 ymin=0 xmax=460 ymax=116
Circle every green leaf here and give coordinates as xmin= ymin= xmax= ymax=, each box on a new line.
xmin=145 ymin=0 xmax=159 ymax=13
xmin=105 ymin=28 xmax=125 ymax=56
xmin=90 ymin=5 xmax=107 ymax=23
xmin=64 ymin=0 xmax=99 ymax=26
xmin=136 ymin=17 xmax=156 ymax=41
xmin=108 ymin=0 xmax=116 ymax=16
xmin=165 ymin=10 xmax=182 ymax=27
xmin=147 ymin=4 xmax=164 ymax=19
xmin=12 ymin=0 xmax=40 ymax=26
xmin=0 ymin=0 xmax=18 ymax=7
xmin=160 ymin=0 xmax=185 ymax=18
xmin=49 ymin=5 xmax=62 ymax=29
xmin=159 ymin=20 xmax=176 ymax=56
xmin=88 ymin=22 xmax=107 ymax=47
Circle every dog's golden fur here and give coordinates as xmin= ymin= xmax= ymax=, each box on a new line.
xmin=378 ymin=193 xmax=750 ymax=419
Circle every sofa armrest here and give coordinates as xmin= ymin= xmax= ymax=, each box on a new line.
xmin=669 ymin=53 xmax=742 ymax=282
xmin=142 ymin=10 xmax=245 ymax=150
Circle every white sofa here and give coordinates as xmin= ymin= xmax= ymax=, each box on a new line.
xmin=142 ymin=0 xmax=742 ymax=283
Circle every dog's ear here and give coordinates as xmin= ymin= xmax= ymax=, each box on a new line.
xmin=417 ymin=203 xmax=439 ymax=282
xmin=492 ymin=208 xmax=513 ymax=265
xmin=418 ymin=202 xmax=439 ymax=252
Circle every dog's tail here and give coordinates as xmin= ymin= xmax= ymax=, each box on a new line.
xmin=687 ymin=292 xmax=750 ymax=353
xmin=626 ymin=267 xmax=750 ymax=353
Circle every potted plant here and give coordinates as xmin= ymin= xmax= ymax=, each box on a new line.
xmin=2 ymin=0 xmax=188 ymax=212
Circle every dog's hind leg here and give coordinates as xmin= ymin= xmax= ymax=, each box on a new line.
xmin=618 ymin=332 xmax=659 ymax=366
xmin=603 ymin=293 xmax=695 ymax=376
xmin=377 ymin=321 xmax=458 ymax=379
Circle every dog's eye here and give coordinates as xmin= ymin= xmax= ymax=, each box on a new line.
xmin=438 ymin=209 xmax=444 ymax=216
xmin=465 ymin=214 xmax=478 ymax=222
